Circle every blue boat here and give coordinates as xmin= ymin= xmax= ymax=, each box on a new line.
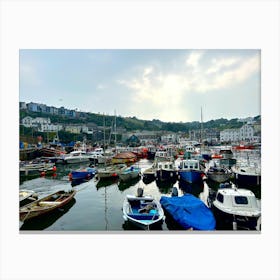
xmin=69 ymin=167 xmax=97 ymax=181
xmin=178 ymin=159 xmax=204 ymax=184
xmin=160 ymin=193 xmax=216 ymax=230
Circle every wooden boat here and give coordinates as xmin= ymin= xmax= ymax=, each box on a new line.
xmin=20 ymin=190 xmax=76 ymax=222
xmin=20 ymin=159 xmax=55 ymax=176
xmin=119 ymin=166 xmax=141 ymax=182
xmin=212 ymin=183 xmax=261 ymax=230
xmin=111 ymin=152 xmax=137 ymax=164
xmin=122 ymin=188 xmax=165 ymax=230
xmin=19 ymin=189 xmax=38 ymax=207
xmin=96 ymin=164 xmax=127 ymax=179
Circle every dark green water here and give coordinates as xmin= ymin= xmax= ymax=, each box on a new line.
xmin=19 ymin=152 xmax=261 ymax=231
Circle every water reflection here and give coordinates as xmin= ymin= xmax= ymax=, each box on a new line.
xmin=20 ymin=198 xmax=76 ymax=231
xmin=118 ymin=177 xmax=141 ymax=192
xmin=122 ymin=220 xmax=163 ymax=231
xmin=96 ymin=178 xmax=119 ymax=189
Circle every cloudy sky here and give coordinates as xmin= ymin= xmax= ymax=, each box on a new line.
xmin=20 ymin=49 xmax=260 ymax=122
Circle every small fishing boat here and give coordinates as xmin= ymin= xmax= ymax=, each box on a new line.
xmin=20 ymin=159 xmax=56 ymax=176
xmin=212 ymin=183 xmax=261 ymax=230
xmin=96 ymin=164 xmax=127 ymax=180
xmin=69 ymin=167 xmax=97 ymax=181
xmin=142 ymin=164 xmax=157 ymax=184
xmin=231 ymin=164 xmax=261 ymax=186
xmin=61 ymin=150 xmax=91 ymax=164
xmin=155 ymin=161 xmax=177 ymax=183
xmin=20 ymin=190 xmax=76 ymax=222
xmin=119 ymin=166 xmax=141 ymax=182
xmin=205 ymin=161 xmax=232 ymax=183
xmin=160 ymin=189 xmax=216 ymax=230
xmin=19 ymin=189 xmax=38 ymax=207
xmin=122 ymin=188 xmax=165 ymax=230
xmin=111 ymin=152 xmax=137 ymax=164
xmin=177 ymin=159 xmax=205 ymax=184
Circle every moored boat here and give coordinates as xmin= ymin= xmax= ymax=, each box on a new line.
xmin=20 ymin=190 xmax=76 ymax=222
xmin=119 ymin=166 xmax=141 ymax=182
xmin=61 ymin=150 xmax=91 ymax=164
xmin=231 ymin=164 xmax=261 ymax=186
xmin=212 ymin=183 xmax=261 ymax=230
xmin=111 ymin=152 xmax=137 ymax=164
xmin=122 ymin=188 xmax=165 ymax=230
xmin=19 ymin=189 xmax=38 ymax=207
xmin=96 ymin=164 xmax=127 ymax=180
xmin=69 ymin=167 xmax=97 ymax=181
xmin=160 ymin=189 xmax=216 ymax=230
xmin=177 ymin=159 xmax=205 ymax=184
xmin=155 ymin=161 xmax=177 ymax=184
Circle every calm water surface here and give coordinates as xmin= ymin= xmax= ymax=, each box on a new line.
xmin=19 ymin=150 xmax=261 ymax=231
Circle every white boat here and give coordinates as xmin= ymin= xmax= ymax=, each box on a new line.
xmin=119 ymin=166 xmax=141 ymax=182
xmin=212 ymin=183 xmax=261 ymax=230
xmin=122 ymin=188 xmax=165 ymax=230
xmin=61 ymin=150 xmax=91 ymax=164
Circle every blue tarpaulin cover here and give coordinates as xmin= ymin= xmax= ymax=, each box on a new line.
xmin=160 ymin=194 xmax=216 ymax=230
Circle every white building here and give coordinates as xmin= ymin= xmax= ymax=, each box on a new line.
xmin=21 ymin=116 xmax=51 ymax=127
xmin=239 ymin=124 xmax=254 ymax=141
xmin=220 ymin=124 xmax=259 ymax=143
xmin=161 ymin=134 xmax=177 ymax=144
xmin=220 ymin=129 xmax=240 ymax=142
xmin=39 ymin=123 xmax=63 ymax=132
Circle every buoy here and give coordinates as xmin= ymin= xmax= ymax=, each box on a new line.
xmin=68 ymin=173 xmax=72 ymax=181
xmin=112 ymin=173 xmax=117 ymax=177
xmin=40 ymin=171 xmax=46 ymax=177
xmin=53 ymin=166 xmax=57 ymax=172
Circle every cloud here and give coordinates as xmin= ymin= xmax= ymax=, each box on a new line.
xmin=117 ymin=51 xmax=260 ymax=121
xmin=97 ymin=84 xmax=106 ymax=90
xmin=186 ymin=51 xmax=204 ymax=68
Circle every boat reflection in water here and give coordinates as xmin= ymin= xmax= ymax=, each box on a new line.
xmin=122 ymin=219 xmax=163 ymax=231
xmin=20 ymin=198 xmax=76 ymax=231
xmin=118 ymin=176 xmax=141 ymax=192
xmin=155 ymin=179 xmax=174 ymax=194
xmin=95 ymin=178 xmax=119 ymax=190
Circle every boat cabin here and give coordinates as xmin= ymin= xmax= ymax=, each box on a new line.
xmin=214 ymin=186 xmax=261 ymax=215
xmin=179 ymin=159 xmax=200 ymax=171
xmin=156 ymin=161 xmax=175 ymax=171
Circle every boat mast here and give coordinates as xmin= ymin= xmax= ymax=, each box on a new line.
xmin=114 ymin=109 xmax=117 ymax=150
xmin=200 ymin=107 xmax=203 ymax=146
xmin=103 ymin=113 xmax=106 ymax=149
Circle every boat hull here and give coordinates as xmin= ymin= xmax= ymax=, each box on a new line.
xmin=155 ymin=169 xmax=177 ymax=183
xmin=234 ymin=172 xmax=261 ymax=186
xmin=20 ymin=190 xmax=76 ymax=222
xmin=178 ymin=170 xmax=203 ymax=184
xmin=212 ymin=204 xmax=260 ymax=230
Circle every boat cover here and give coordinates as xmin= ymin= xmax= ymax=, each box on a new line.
xmin=160 ymin=194 xmax=216 ymax=230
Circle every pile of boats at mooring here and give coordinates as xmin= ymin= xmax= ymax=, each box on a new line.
xmin=19 ymin=144 xmax=261 ymax=231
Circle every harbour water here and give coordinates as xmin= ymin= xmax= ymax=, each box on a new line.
xmin=19 ymin=149 xmax=261 ymax=231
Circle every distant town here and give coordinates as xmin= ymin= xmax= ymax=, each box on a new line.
xmin=19 ymin=101 xmax=261 ymax=147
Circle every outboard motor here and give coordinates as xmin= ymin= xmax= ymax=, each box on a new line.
xmin=137 ymin=187 xmax=143 ymax=197
xmin=171 ymin=187 xmax=178 ymax=197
